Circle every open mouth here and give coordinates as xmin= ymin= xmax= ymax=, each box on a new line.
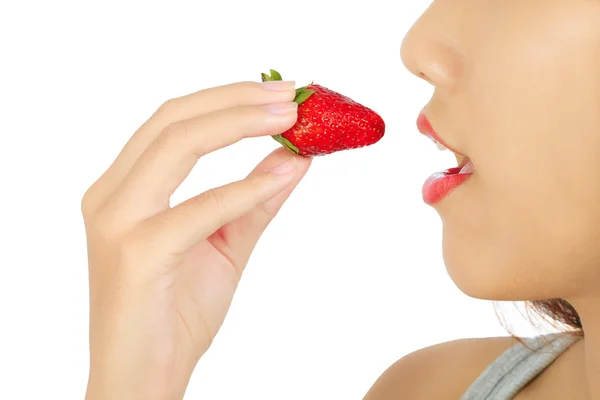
xmin=426 ymin=135 xmax=474 ymax=176
xmin=417 ymin=113 xmax=474 ymax=205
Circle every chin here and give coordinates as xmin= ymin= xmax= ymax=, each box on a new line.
xmin=440 ymin=227 xmax=591 ymax=303
xmin=434 ymin=193 xmax=509 ymax=300
xmin=440 ymin=224 xmax=545 ymax=302
xmin=433 ymin=185 xmax=596 ymax=302
xmin=441 ymin=233 xmax=504 ymax=300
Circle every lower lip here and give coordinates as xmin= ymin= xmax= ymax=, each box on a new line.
xmin=422 ymin=163 xmax=473 ymax=205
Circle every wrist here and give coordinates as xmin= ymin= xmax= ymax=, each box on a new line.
xmin=86 ymin=369 xmax=178 ymax=400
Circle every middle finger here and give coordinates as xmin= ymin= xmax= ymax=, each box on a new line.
xmin=92 ymin=81 xmax=296 ymax=205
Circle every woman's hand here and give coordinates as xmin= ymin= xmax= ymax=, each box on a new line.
xmin=81 ymin=80 xmax=311 ymax=400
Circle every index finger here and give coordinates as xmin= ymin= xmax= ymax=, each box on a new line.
xmin=92 ymin=80 xmax=296 ymax=202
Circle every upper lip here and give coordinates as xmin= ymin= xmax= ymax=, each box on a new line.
xmin=416 ymin=113 xmax=465 ymax=157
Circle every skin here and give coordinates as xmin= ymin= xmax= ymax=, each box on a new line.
xmin=83 ymin=0 xmax=600 ymax=398
xmin=366 ymin=0 xmax=600 ymax=398
xmin=82 ymin=80 xmax=312 ymax=399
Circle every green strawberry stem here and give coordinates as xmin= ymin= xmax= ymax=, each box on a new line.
xmin=261 ymin=69 xmax=315 ymax=105
xmin=271 ymin=133 xmax=300 ymax=154
xmin=262 ymin=69 xmax=316 ymax=155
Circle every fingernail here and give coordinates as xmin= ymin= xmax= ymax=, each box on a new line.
xmin=261 ymin=80 xmax=296 ymax=91
xmin=265 ymin=102 xmax=298 ymax=115
xmin=269 ymin=157 xmax=297 ymax=175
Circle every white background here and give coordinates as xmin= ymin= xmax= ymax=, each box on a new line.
xmin=0 ymin=1 xmax=546 ymax=399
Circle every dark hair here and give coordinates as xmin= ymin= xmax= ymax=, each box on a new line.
xmin=494 ymin=299 xmax=584 ymax=347
xmin=528 ymin=298 xmax=583 ymax=334
xmin=495 ymin=298 xmax=583 ymax=340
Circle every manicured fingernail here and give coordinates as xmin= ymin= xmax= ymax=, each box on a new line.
xmin=265 ymin=102 xmax=298 ymax=115
xmin=261 ymin=80 xmax=296 ymax=91
xmin=269 ymin=157 xmax=297 ymax=175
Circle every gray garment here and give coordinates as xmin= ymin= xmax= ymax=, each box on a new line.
xmin=461 ymin=333 xmax=581 ymax=399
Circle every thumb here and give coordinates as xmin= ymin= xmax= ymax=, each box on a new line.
xmin=215 ymin=147 xmax=312 ymax=267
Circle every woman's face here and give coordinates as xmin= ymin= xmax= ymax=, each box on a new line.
xmin=401 ymin=0 xmax=600 ymax=302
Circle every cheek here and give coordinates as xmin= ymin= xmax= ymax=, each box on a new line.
xmin=443 ymin=14 xmax=600 ymax=299
xmin=465 ymin=3 xmax=600 ymax=200
xmin=424 ymin=1 xmax=600 ymax=300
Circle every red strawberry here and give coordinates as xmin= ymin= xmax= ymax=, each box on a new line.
xmin=262 ymin=69 xmax=385 ymax=157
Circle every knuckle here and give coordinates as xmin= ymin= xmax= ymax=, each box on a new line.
xmin=81 ymin=178 xmax=106 ymax=218
xmin=156 ymin=98 xmax=178 ymax=116
xmin=157 ymin=120 xmax=190 ymax=149
xmin=193 ymin=189 xmax=228 ymax=227
xmin=198 ymin=189 xmax=227 ymax=212
xmin=245 ymin=174 xmax=267 ymax=195
xmin=80 ymin=188 xmax=96 ymax=217
xmin=236 ymin=80 xmax=264 ymax=93
xmin=229 ymin=104 xmax=262 ymax=125
xmin=245 ymin=176 xmax=269 ymax=206
xmin=81 ymin=184 xmax=112 ymax=222
xmin=161 ymin=119 xmax=187 ymax=139
xmin=222 ymin=80 xmax=258 ymax=95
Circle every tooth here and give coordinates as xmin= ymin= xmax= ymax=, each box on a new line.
xmin=436 ymin=142 xmax=448 ymax=151
xmin=459 ymin=161 xmax=474 ymax=174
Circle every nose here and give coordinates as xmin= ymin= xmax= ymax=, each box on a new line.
xmin=400 ymin=4 xmax=464 ymax=89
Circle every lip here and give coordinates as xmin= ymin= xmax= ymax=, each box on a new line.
xmin=422 ymin=163 xmax=473 ymax=205
xmin=417 ymin=113 xmax=473 ymax=205
xmin=416 ymin=113 xmax=464 ymax=156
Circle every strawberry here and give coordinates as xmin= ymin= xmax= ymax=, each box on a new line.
xmin=262 ymin=69 xmax=385 ymax=157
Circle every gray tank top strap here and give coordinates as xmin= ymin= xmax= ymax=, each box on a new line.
xmin=461 ymin=333 xmax=581 ymax=399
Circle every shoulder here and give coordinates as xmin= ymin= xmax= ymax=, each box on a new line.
xmin=363 ymin=336 xmax=519 ymax=400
